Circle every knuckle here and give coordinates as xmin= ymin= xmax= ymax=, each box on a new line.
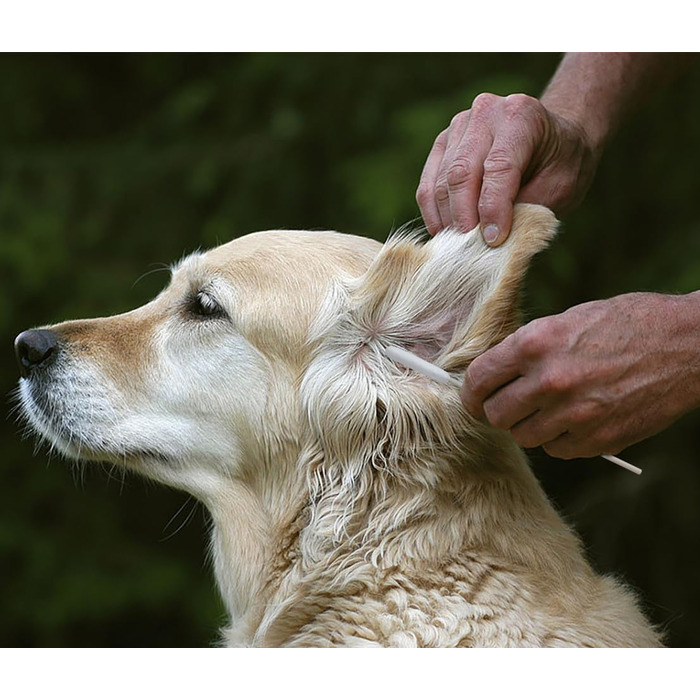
xmin=483 ymin=401 xmax=508 ymax=430
xmin=504 ymin=94 xmax=547 ymax=137
xmin=458 ymin=381 xmax=472 ymax=406
xmin=470 ymin=92 xmax=499 ymax=115
xmin=566 ymin=402 xmax=598 ymax=429
xmin=434 ymin=180 xmax=450 ymax=203
xmin=415 ymin=184 xmax=431 ymax=207
xmin=445 ymin=158 xmax=476 ymax=189
xmin=449 ymin=110 xmax=469 ymax=130
xmin=504 ymin=92 xmax=540 ymax=117
xmin=477 ymin=153 xmax=520 ymax=218
xmin=500 ymin=95 xmax=548 ymax=157
xmin=425 ymin=130 xmax=449 ymax=160
xmin=434 ymin=128 xmax=449 ymax=146
xmin=460 ymin=391 xmax=482 ymax=420
xmin=466 ymin=360 xmax=488 ymax=397
xmin=476 ymin=196 xmax=502 ymax=224
xmin=482 ymin=149 xmax=516 ymax=179
xmin=538 ymin=367 xmax=569 ymax=395
xmin=514 ymin=322 xmax=550 ymax=359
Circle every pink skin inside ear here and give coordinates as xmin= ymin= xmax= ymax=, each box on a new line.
xmin=403 ymin=306 xmax=469 ymax=363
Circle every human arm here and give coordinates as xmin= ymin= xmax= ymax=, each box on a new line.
xmin=460 ymin=291 xmax=700 ymax=458
xmin=416 ymin=53 xmax=689 ymax=245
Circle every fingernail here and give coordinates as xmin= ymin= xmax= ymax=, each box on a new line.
xmin=482 ymin=224 xmax=500 ymax=245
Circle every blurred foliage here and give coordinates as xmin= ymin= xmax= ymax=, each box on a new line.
xmin=1 ymin=53 xmax=699 ymax=647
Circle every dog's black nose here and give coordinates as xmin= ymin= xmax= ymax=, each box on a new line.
xmin=14 ymin=329 xmax=59 ymax=378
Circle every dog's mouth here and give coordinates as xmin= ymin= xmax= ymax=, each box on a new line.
xmin=16 ymin=377 xmax=174 ymax=467
xmin=119 ymin=446 xmax=173 ymax=464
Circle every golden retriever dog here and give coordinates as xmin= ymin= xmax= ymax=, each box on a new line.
xmin=15 ymin=204 xmax=660 ymax=647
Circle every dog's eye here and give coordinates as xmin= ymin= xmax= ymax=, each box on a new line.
xmin=188 ymin=291 xmax=226 ymax=320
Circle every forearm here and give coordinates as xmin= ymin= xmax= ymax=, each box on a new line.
xmin=541 ymin=53 xmax=691 ymax=154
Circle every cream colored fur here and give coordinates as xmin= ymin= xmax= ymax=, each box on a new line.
xmin=17 ymin=204 xmax=660 ymax=647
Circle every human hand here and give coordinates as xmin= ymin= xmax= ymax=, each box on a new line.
xmin=460 ymin=292 xmax=700 ymax=458
xmin=416 ymin=92 xmax=601 ymax=245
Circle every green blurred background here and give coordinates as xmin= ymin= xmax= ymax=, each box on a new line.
xmin=2 ymin=53 xmax=699 ymax=647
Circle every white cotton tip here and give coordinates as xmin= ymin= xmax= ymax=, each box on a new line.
xmin=382 ymin=345 xmax=463 ymax=389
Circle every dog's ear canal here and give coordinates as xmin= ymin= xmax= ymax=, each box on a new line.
xmin=352 ymin=204 xmax=559 ymax=371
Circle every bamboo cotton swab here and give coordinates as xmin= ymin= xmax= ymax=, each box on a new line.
xmin=382 ymin=345 xmax=642 ymax=476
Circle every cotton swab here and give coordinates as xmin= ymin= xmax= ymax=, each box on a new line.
xmin=384 ymin=345 xmax=463 ymax=390
xmin=599 ymin=453 xmax=642 ymax=475
xmin=382 ymin=345 xmax=642 ymax=476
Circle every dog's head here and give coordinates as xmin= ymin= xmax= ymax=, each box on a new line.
xmin=15 ymin=205 xmax=557 ymax=510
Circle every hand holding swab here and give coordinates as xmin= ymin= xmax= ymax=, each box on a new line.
xmin=382 ymin=345 xmax=642 ymax=476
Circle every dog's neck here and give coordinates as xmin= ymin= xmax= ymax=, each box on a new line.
xmin=204 ymin=424 xmax=585 ymax=647
xmin=200 ymin=428 xmax=308 ymax=644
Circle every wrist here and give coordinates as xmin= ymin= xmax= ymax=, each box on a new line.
xmin=665 ymin=291 xmax=700 ymax=413
xmin=540 ymin=53 xmax=646 ymax=156
xmin=540 ymin=90 xmax=612 ymax=158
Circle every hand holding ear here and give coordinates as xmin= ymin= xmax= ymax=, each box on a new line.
xmin=461 ymin=292 xmax=700 ymax=458
xmin=415 ymin=93 xmax=600 ymax=246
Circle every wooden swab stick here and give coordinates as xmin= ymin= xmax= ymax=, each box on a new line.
xmin=382 ymin=345 xmax=642 ymax=476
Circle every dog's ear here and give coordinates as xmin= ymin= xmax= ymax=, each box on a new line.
xmin=351 ymin=203 xmax=558 ymax=371
xmin=300 ymin=204 xmax=557 ymax=496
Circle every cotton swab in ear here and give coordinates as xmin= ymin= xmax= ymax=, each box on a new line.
xmin=382 ymin=345 xmax=642 ymax=476
xmin=383 ymin=345 xmax=463 ymax=389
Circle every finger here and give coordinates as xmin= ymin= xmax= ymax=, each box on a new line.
xmin=509 ymin=409 xmax=568 ymax=449
xmin=477 ymin=137 xmax=528 ymax=246
xmin=477 ymin=95 xmax=545 ymax=246
xmin=417 ymin=129 xmax=449 ymax=235
xmin=434 ymin=112 xmax=471 ymax=231
xmin=460 ymin=335 xmax=522 ymax=417
xmin=544 ymin=421 xmax=630 ymax=461
xmin=543 ymin=432 xmax=592 ymax=460
xmin=481 ymin=375 xmax=544 ymax=431
xmin=445 ymin=117 xmax=494 ymax=233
